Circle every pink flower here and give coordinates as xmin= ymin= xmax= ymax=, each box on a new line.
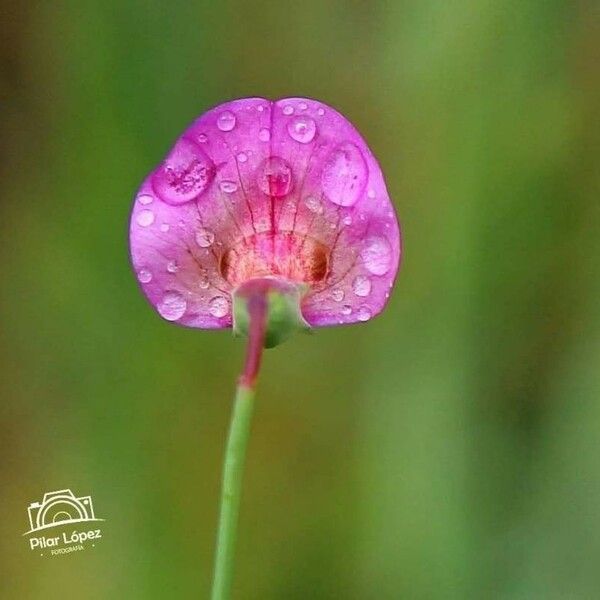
xmin=129 ymin=97 xmax=401 ymax=330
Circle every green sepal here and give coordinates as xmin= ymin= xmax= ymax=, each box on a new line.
xmin=233 ymin=279 xmax=310 ymax=348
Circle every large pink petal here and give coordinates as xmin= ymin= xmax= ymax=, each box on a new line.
xmin=129 ymin=97 xmax=401 ymax=328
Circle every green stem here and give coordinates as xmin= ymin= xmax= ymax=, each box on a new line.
xmin=211 ymin=287 xmax=267 ymax=600
xmin=210 ymin=383 xmax=256 ymax=600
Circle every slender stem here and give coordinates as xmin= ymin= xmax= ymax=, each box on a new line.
xmin=211 ymin=290 xmax=267 ymax=600
xmin=210 ymin=383 xmax=255 ymax=600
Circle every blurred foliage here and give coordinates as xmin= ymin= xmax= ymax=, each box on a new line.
xmin=1 ymin=1 xmax=599 ymax=598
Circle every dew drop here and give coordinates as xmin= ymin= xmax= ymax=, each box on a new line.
xmin=258 ymin=157 xmax=293 ymax=197
xmin=198 ymin=274 xmax=210 ymax=289
xmin=237 ymin=152 xmax=248 ymax=163
xmin=304 ymin=196 xmax=323 ymax=214
xmin=257 ymin=105 xmax=264 ymax=112
xmin=195 ymin=228 xmax=215 ymax=248
xmin=331 ymin=289 xmax=344 ymax=302
xmin=198 ymin=133 xmax=208 ymax=143
xmin=167 ymin=260 xmax=178 ymax=273
xmin=137 ymin=268 xmax=152 ymax=283
xmin=152 ymin=138 xmax=214 ymax=205
xmin=287 ymin=116 xmax=316 ymax=144
xmin=160 ymin=223 xmax=170 ymax=232
xmin=299 ymin=101 xmax=308 ymax=110
xmin=258 ymin=128 xmax=270 ymax=142
xmin=357 ymin=305 xmax=372 ymax=321
xmin=321 ymin=142 xmax=368 ymax=207
xmin=361 ymin=236 xmax=392 ymax=276
xmin=137 ymin=194 xmax=153 ymax=205
xmin=282 ymin=105 xmax=294 ymax=115
xmin=136 ymin=209 xmax=155 ymax=227
xmin=217 ymin=111 xmax=236 ymax=132
xmin=317 ymin=108 xmax=325 ymax=116
xmin=256 ymin=217 xmax=271 ymax=232
xmin=341 ymin=305 xmax=352 ymax=316
xmin=209 ymin=295 xmax=229 ymax=318
xmin=367 ymin=188 xmax=376 ymax=199
xmin=219 ymin=180 xmax=238 ymax=193
xmin=343 ymin=215 xmax=353 ymax=226
xmin=158 ymin=291 xmax=187 ymax=321
xmin=352 ymin=274 xmax=371 ymax=297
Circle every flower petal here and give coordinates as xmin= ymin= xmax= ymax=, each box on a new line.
xmin=129 ymin=97 xmax=401 ymax=328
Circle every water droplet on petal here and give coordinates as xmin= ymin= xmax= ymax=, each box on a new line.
xmin=198 ymin=133 xmax=208 ymax=143
xmin=361 ymin=236 xmax=392 ymax=275
xmin=167 ymin=260 xmax=179 ymax=273
xmin=258 ymin=128 xmax=270 ymax=142
xmin=341 ymin=304 xmax=352 ymax=315
xmin=137 ymin=268 xmax=152 ymax=283
xmin=352 ymin=274 xmax=371 ymax=297
xmin=209 ymin=295 xmax=229 ymax=317
xmin=160 ymin=223 xmax=170 ymax=232
xmin=217 ymin=111 xmax=236 ymax=131
xmin=287 ymin=116 xmax=316 ymax=144
xmin=282 ymin=105 xmax=294 ymax=115
xmin=255 ymin=217 xmax=270 ymax=232
xmin=321 ymin=142 xmax=368 ymax=207
xmin=152 ymin=138 xmax=214 ymax=205
xmin=317 ymin=108 xmax=325 ymax=116
xmin=137 ymin=194 xmax=153 ymax=205
xmin=331 ymin=289 xmax=344 ymax=302
xmin=136 ymin=209 xmax=155 ymax=227
xmin=299 ymin=101 xmax=308 ymax=110
xmin=357 ymin=305 xmax=372 ymax=321
xmin=237 ymin=152 xmax=248 ymax=163
xmin=219 ymin=180 xmax=238 ymax=193
xmin=343 ymin=215 xmax=352 ymax=226
xmin=158 ymin=291 xmax=187 ymax=321
xmin=304 ymin=196 xmax=323 ymax=214
xmin=195 ymin=228 xmax=215 ymax=248
xmin=198 ymin=274 xmax=210 ymax=289
xmin=367 ymin=188 xmax=376 ymax=199
xmin=258 ymin=157 xmax=293 ymax=197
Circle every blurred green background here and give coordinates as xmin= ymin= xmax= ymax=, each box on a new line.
xmin=1 ymin=1 xmax=599 ymax=598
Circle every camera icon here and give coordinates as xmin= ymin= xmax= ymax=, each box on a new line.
xmin=27 ymin=489 xmax=95 ymax=532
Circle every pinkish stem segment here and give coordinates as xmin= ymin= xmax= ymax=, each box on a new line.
xmin=239 ymin=291 xmax=268 ymax=387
